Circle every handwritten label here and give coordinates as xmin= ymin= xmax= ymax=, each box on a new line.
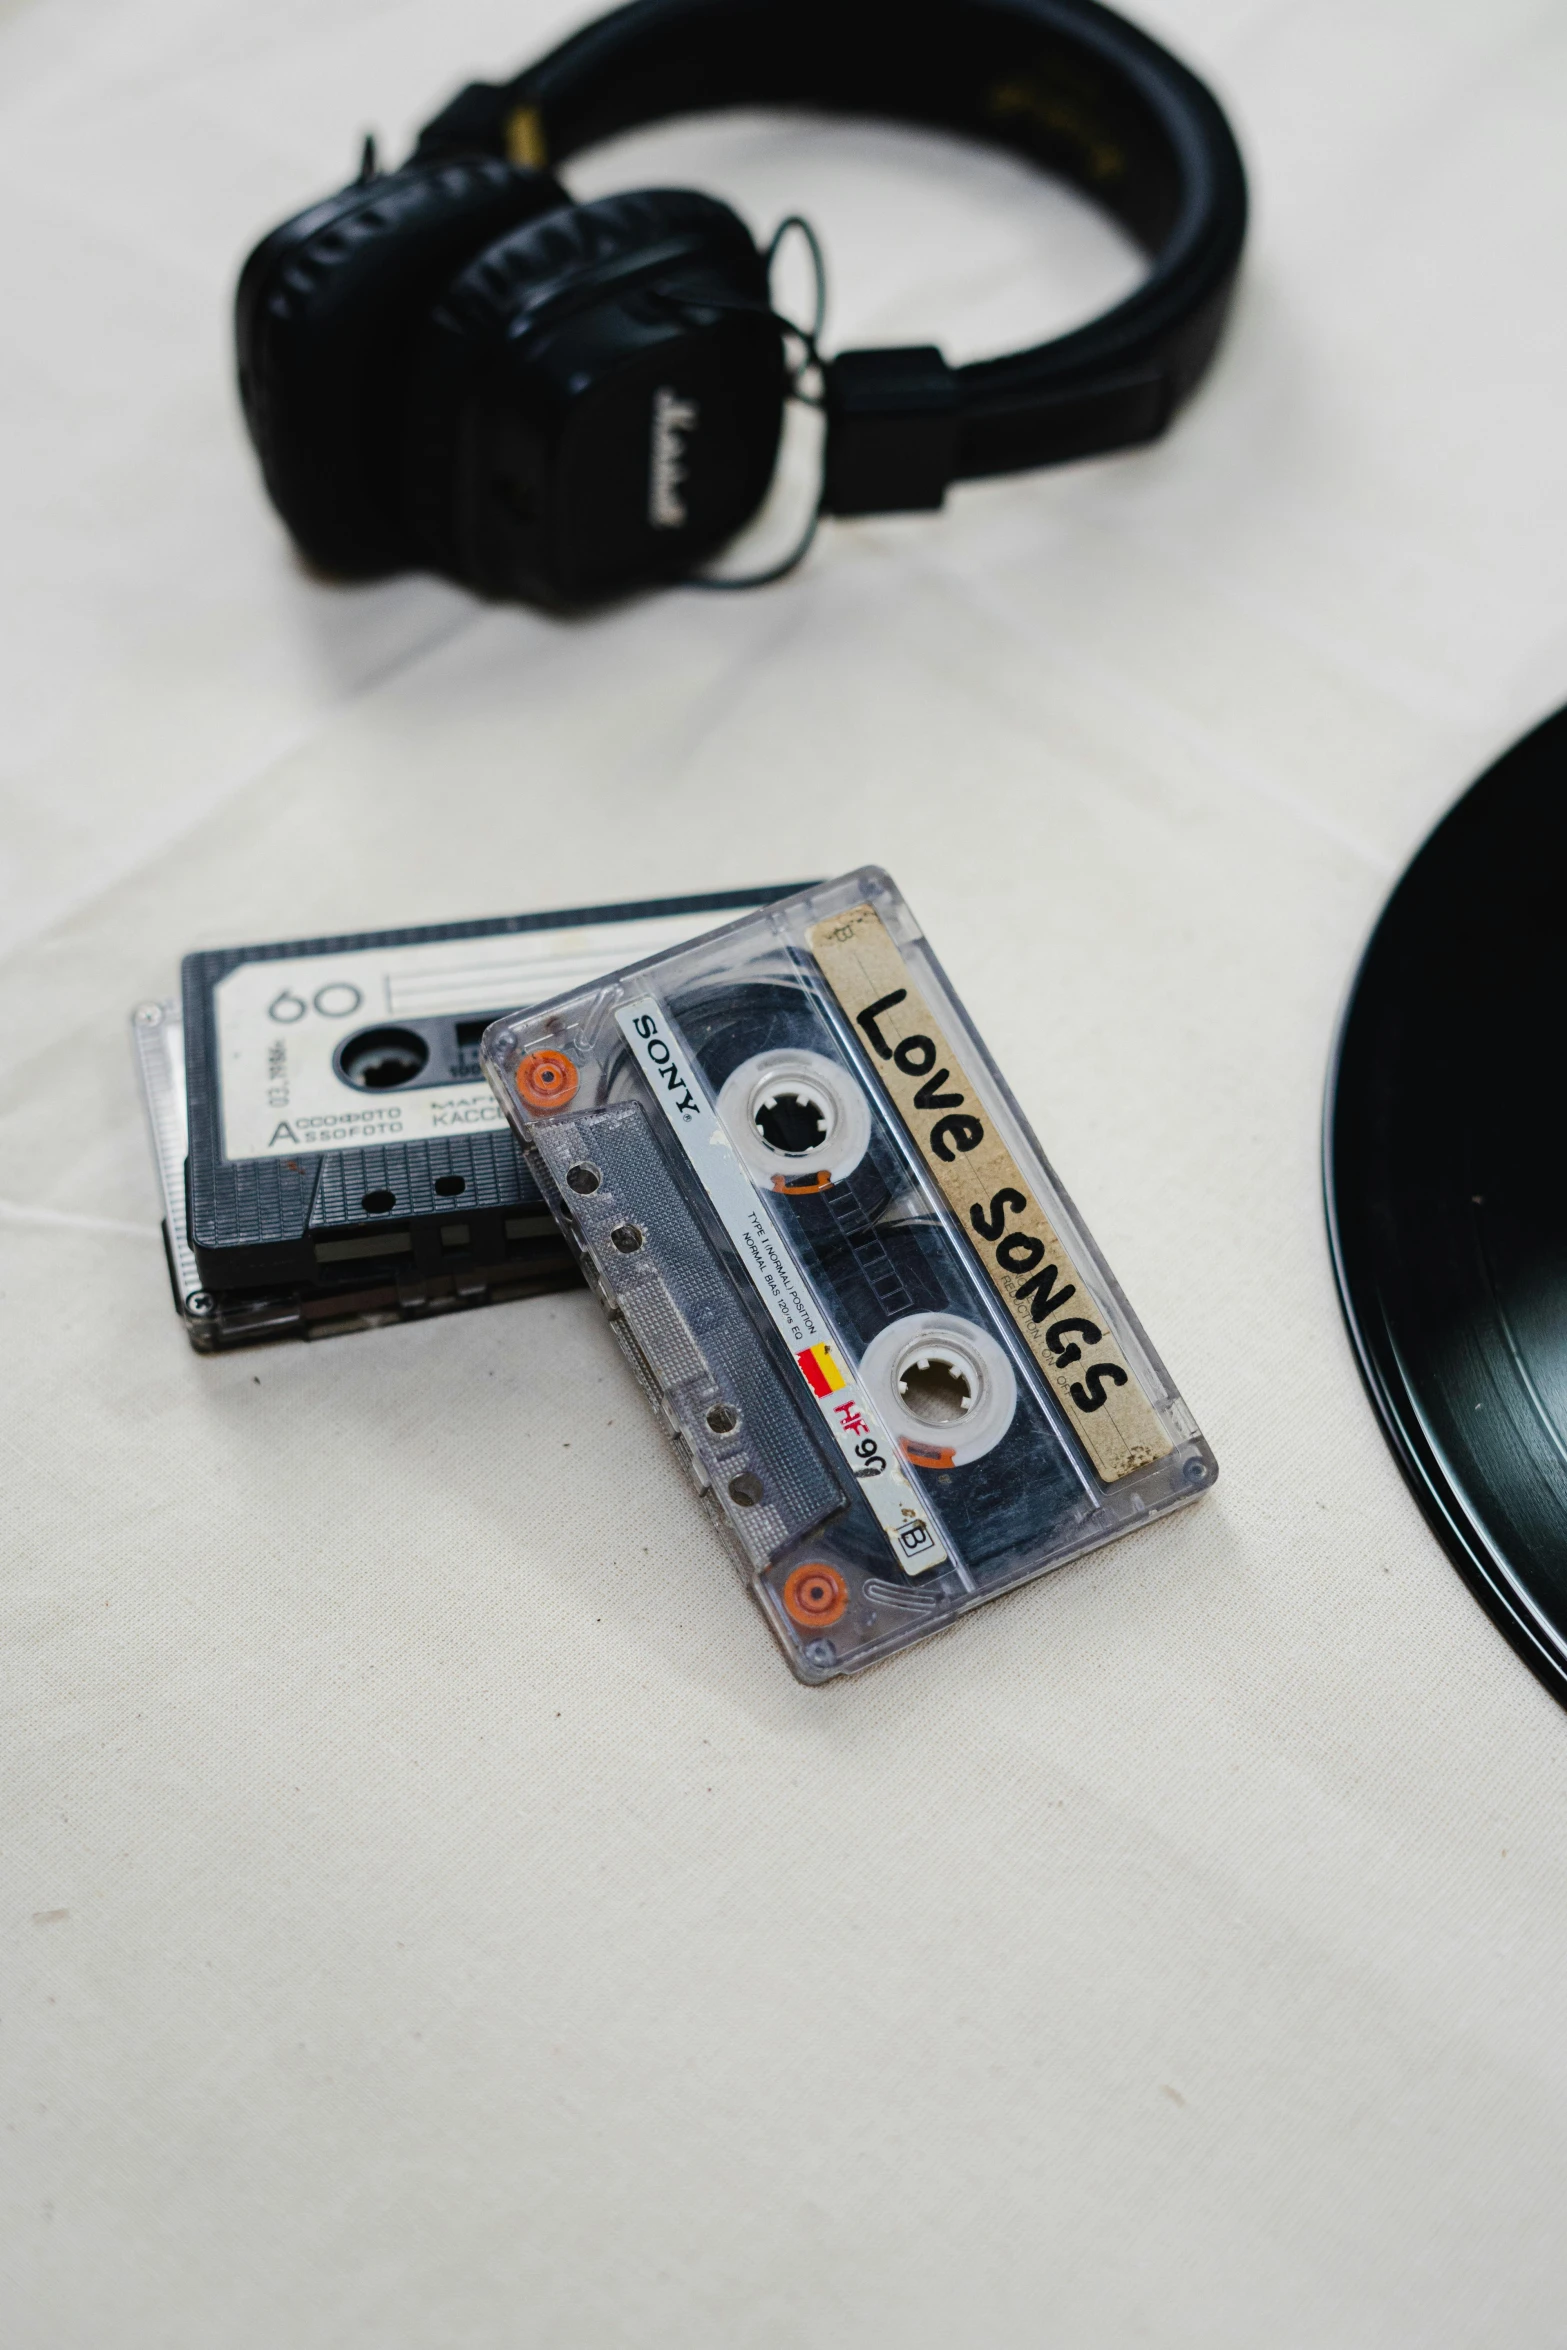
xmin=807 ymin=904 xmax=1170 ymax=1484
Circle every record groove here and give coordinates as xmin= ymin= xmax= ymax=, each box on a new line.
xmin=1327 ymin=702 xmax=1567 ymax=1707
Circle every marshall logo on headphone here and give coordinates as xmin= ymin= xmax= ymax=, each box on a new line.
xmin=649 ymin=388 xmax=700 ymax=530
xmin=234 ymin=0 xmax=1246 ymax=608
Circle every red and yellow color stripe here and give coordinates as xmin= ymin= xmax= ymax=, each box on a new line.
xmin=795 ymin=1341 xmax=847 ymax=1398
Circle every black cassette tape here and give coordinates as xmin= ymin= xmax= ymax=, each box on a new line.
xmin=133 ymin=889 xmax=797 ymax=1351
xmin=481 ymin=870 xmax=1215 ymax=1681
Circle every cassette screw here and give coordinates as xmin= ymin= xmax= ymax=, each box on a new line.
xmin=565 ymin=1164 xmax=601 ymax=1195
xmin=1183 ymin=1456 xmax=1208 ymax=1485
xmin=609 ymin=1223 xmax=644 ymax=1253
xmin=133 ymin=1002 xmax=164 ymax=1027
xmin=705 ymin=1403 xmax=738 ymax=1436
xmin=186 ymin=1292 xmax=215 ymax=1318
xmin=727 ymin=1472 xmax=764 ymax=1507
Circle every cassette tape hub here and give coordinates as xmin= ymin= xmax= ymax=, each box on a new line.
xmin=482 ymin=870 xmax=1215 ymax=1682
xmin=138 ymin=889 xmax=798 ymax=1351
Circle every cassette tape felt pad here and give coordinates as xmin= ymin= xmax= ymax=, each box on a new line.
xmin=482 ymin=870 xmax=1214 ymax=1681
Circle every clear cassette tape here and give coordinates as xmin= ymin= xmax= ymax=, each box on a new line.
xmin=481 ymin=870 xmax=1215 ymax=1681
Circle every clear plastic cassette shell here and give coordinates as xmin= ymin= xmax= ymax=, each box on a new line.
xmin=481 ymin=868 xmax=1215 ymax=1682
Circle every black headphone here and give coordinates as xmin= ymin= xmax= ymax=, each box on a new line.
xmin=236 ymin=0 xmax=1246 ymax=608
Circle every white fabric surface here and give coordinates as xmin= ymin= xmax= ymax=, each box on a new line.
xmin=6 ymin=1 xmax=1567 ymax=2341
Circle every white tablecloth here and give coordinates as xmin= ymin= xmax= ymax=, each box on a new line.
xmin=7 ymin=2 xmax=1567 ymax=2341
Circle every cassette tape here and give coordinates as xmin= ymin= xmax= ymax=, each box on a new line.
xmin=480 ymin=869 xmax=1216 ymax=1682
xmin=133 ymin=888 xmax=798 ymax=1351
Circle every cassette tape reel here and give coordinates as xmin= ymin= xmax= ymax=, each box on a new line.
xmin=717 ymin=1047 xmax=872 ymax=1196
xmin=859 ymin=1303 xmax=1018 ymax=1469
xmin=623 ymin=976 xmax=905 ymax=1237
xmin=483 ymin=870 xmax=1215 ymax=1682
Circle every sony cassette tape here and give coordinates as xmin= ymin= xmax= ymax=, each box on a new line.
xmin=481 ymin=869 xmax=1216 ymax=1683
xmin=134 ymin=888 xmax=798 ymax=1351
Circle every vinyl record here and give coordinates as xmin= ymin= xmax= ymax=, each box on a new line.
xmin=1327 ymin=702 xmax=1567 ymax=1706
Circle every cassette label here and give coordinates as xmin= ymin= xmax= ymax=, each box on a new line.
xmin=616 ymin=996 xmax=947 ymax=1573
xmin=216 ymin=912 xmax=740 ymax=1162
xmin=807 ymin=902 xmax=1170 ymax=1483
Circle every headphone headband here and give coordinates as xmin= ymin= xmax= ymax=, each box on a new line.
xmin=414 ymin=0 xmax=1247 ymax=514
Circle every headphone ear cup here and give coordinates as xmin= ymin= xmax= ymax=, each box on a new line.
xmin=432 ymin=187 xmax=765 ymax=331
xmin=236 ymin=157 xmax=568 ymax=576
xmin=402 ymin=189 xmax=785 ymax=603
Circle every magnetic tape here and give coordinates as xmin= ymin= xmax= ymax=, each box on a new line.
xmin=132 ymin=887 xmax=797 ymax=1350
xmin=482 ymin=869 xmax=1214 ymax=1679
